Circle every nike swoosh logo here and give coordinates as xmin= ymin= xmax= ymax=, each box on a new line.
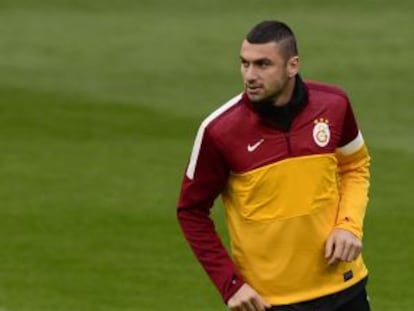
xmin=247 ymin=138 xmax=265 ymax=152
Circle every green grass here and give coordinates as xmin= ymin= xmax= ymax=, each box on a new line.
xmin=0 ymin=0 xmax=413 ymax=310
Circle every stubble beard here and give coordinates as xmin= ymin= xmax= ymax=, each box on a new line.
xmin=245 ymin=68 xmax=292 ymax=106
xmin=248 ymin=90 xmax=280 ymax=107
xmin=247 ymin=79 xmax=288 ymax=107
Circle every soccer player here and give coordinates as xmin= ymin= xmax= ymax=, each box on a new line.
xmin=177 ymin=20 xmax=371 ymax=311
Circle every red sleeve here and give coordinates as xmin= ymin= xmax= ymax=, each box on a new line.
xmin=338 ymin=97 xmax=359 ymax=147
xmin=177 ymin=127 xmax=244 ymax=303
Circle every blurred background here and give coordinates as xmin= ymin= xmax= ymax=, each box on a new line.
xmin=0 ymin=0 xmax=413 ymax=310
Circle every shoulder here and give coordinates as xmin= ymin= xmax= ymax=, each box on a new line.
xmin=305 ymin=80 xmax=350 ymax=104
xmin=185 ymin=93 xmax=245 ymax=179
xmin=198 ymin=93 xmax=246 ymax=136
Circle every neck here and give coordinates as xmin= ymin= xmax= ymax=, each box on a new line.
xmin=272 ymin=76 xmax=296 ymax=107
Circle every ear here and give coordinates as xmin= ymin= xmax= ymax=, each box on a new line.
xmin=287 ymin=56 xmax=300 ymax=78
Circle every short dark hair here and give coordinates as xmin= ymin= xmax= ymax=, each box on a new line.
xmin=246 ymin=20 xmax=298 ymax=60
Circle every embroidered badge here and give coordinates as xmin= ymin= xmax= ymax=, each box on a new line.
xmin=343 ymin=270 xmax=354 ymax=282
xmin=313 ymin=118 xmax=330 ymax=147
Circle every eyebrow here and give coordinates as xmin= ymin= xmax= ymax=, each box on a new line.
xmin=240 ymin=56 xmax=272 ymax=64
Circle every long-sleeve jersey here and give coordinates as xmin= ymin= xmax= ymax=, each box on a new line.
xmin=177 ymin=79 xmax=370 ymax=305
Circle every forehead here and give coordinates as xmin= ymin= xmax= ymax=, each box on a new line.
xmin=240 ymin=40 xmax=282 ymax=60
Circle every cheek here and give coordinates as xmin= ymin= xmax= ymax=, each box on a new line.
xmin=264 ymin=71 xmax=282 ymax=85
xmin=241 ymin=69 xmax=250 ymax=82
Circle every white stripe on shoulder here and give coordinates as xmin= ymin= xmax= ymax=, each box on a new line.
xmin=186 ymin=93 xmax=243 ymax=180
xmin=337 ymin=131 xmax=364 ymax=156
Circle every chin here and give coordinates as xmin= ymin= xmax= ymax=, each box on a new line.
xmin=247 ymin=93 xmax=265 ymax=103
xmin=248 ymin=94 xmax=273 ymax=105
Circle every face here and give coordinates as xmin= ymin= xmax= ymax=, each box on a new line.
xmin=240 ymin=40 xmax=299 ymax=105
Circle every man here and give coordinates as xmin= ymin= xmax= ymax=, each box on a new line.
xmin=177 ymin=20 xmax=371 ymax=311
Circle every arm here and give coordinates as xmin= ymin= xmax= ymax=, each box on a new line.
xmin=335 ymin=140 xmax=370 ymax=238
xmin=177 ymin=128 xmax=245 ymax=303
xmin=326 ymin=100 xmax=370 ymax=264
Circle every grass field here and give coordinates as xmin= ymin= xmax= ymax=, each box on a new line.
xmin=0 ymin=0 xmax=413 ymax=310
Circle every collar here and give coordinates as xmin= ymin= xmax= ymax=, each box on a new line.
xmin=248 ymin=75 xmax=308 ymax=131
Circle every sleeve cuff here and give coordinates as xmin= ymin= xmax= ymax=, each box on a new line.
xmin=222 ymin=273 xmax=245 ymax=304
xmin=334 ymin=222 xmax=363 ymax=239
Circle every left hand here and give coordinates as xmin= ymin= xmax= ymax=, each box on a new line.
xmin=325 ymin=228 xmax=362 ymax=265
xmin=227 ymin=283 xmax=271 ymax=311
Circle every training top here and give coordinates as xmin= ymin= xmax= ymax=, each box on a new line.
xmin=177 ymin=79 xmax=370 ymax=305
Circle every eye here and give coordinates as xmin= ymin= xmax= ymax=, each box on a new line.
xmin=240 ymin=60 xmax=249 ymax=68
xmin=257 ymin=60 xmax=271 ymax=68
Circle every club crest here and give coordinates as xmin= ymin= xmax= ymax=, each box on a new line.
xmin=313 ymin=118 xmax=330 ymax=147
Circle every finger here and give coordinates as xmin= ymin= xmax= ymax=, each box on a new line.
xmin=328 ymin=239 xmax=344 ymax=265
xmin=347 ymin=242 xmax=362 ymax=262
xmin=325 ymin=235 xmax=334 ymax=259
xmin=328 ymin=254 xmax=338 ymax=265
xmin=251 ymin=297 xmax=268 ymax=311
xmin=346 ymin=246 xmax=356 ymax=262
xmin=262 ymin=299 xmax=272 ymax=310
xmin=345 ymin=242 xmax=358 ymax=262
xmin=228 ymin=301 xmax=242 ymax=311
xmin=251 ymin=299 xmax=262 ymax=311
xmin=341 ymin=241 xmax=353 ymax=262
xmin=241 ymin=300 xmax=256 ymax=311
xmin=257 ymin=295 xmax=272 ymax=310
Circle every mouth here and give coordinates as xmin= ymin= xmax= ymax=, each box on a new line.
xmin=246 ymin=85 xmax=263 ymax=95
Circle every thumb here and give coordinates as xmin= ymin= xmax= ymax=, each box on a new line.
xmin=264 ymin=301 xmax=272 ymax=309
xmin=325 ymin=235 xmax=334 ymax=259
xmin=261 ymin=297 xmax=271 ymax=308
xmin=258 ymin=297 xmax=271 ymax=310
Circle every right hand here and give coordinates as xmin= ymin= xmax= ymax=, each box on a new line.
xmin=227 ymin=283 xmax=271 ymax=311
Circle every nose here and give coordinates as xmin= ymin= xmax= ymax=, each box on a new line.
xmin=244 ymin=65 xmax=258 ymax=83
